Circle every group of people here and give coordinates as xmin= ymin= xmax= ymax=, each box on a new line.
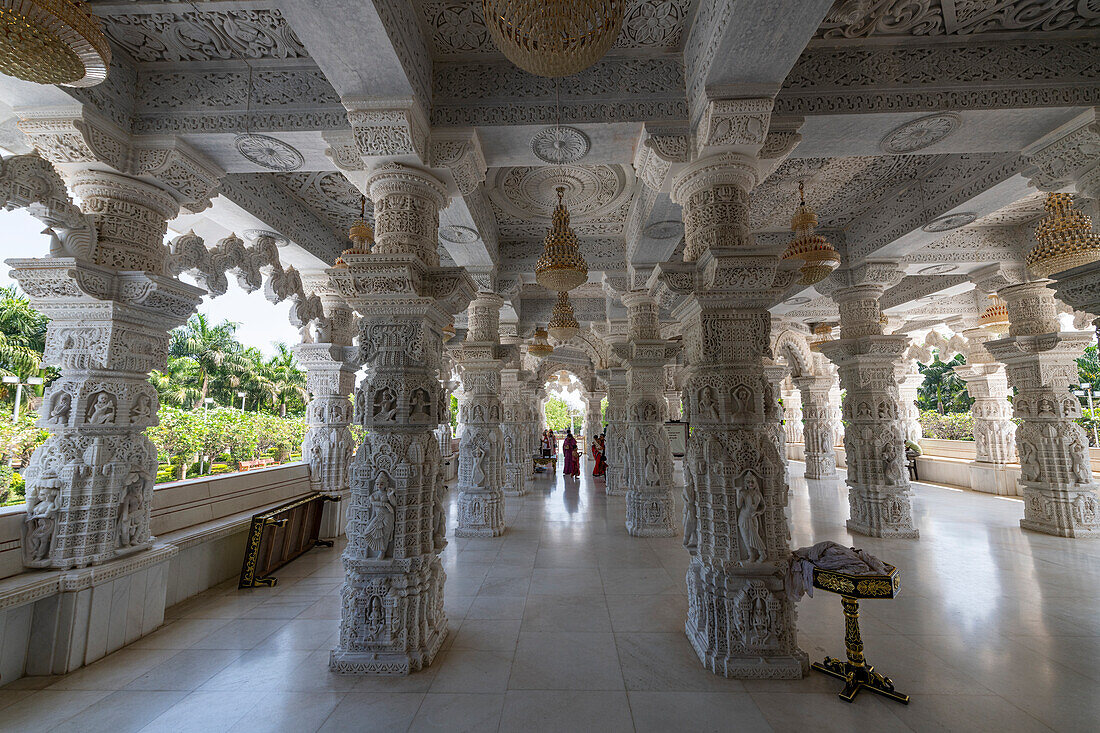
xmin=540 ymin=428 xmax=607 ymax=479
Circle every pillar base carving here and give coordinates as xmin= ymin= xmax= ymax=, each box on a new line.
xmin=455 ymin=492 xmax=506 ymax=537
xmin=626 ymin=489 xmax=676 ymax=537
xmin=686 ymin=562 xmax=809 ymax=679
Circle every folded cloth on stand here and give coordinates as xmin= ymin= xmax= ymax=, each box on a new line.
xmin=787 ymin=541 xmax=890 ymax=600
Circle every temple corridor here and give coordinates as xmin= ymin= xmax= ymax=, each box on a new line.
xmin=1 ymin=459 xmax=1096 ymax=733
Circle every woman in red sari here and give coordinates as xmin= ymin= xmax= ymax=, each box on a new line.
xmin=562 ymin=430 xmax=580 ymax=478
xmin=591 ymin=433 xmax=607 ymax=477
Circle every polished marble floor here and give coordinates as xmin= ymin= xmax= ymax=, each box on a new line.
xmin=2 ymin=460 xmax=1099 ymax=732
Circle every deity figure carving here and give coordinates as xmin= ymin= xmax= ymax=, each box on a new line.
xmin=644 ymin=444 xmax=661 ymax=486
xmin=737 ymin=473 xmax=766 ymax=563
xmin=86 ymin=392 xmax=116 ymax=425
xmin=117 ymin=469 xmax=147 ymax=548
xmin=699 ymin=386 xmax=720 ymax=421
xmin=373 ymin=388 xmax=398 ymax=421
xmin=47 ymin=392 xmax=71 ymax=424
xmin=130 ymin=393 xmax=153 ymax=422
xmin=363 ymin=474 xmax=396 ymax=560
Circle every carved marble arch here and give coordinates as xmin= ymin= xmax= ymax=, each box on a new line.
xmin=535 ymin=359 xmax=596 ymax=392
xmin=773 ymin=329 xmax=815 ymax=379
xmin=553 ymin=331 xmax=614 ymax=370
xmin=0 ymin=153 xmax=96 ymax=259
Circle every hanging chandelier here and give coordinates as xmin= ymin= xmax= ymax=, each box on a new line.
xmin=979 ymin=294 xmax=1010 ymax=335
xmin=781 ymin=181 xmax=841 ymax=286
xmin=809 ymin=323 xmax=834 ymax=352
xmin=1027 ymin=192 xmax=1100 ymax=278
xmin=527 ymin=327 xmax=554 ymax=358
xmin=547 ymin=290 xmax=581 ymax=341
xmin=0 ymin=0 xmax=109 ymax=86
xmin=334 ymin=200 xmax=374 ymax=268
xmin=535 ymin=186 xmax=588 ymax=292
xmin=442 ymin=320 xmax=456 ymax=342
xmin=481 ymin=0 xmax=625 ymax=78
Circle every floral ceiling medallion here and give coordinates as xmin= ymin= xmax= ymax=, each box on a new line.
xmin=234 ymin=133 xmax=304 ymax=172
xmin=243 ymin=229 xmax=289 ymax=247
xmin=439 ymin=225 xmax=479 ymax=244
xmin=917 ymin=263 xmax=958 ymax=275
xmin=922 ymin=212 xmax=976 ymax=232
xmin=532 ymin=126 xmax=591 ymax=165
xmin=879 ymin=113 xmax=961 ymax=154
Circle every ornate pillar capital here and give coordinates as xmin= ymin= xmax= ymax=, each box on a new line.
xmin=1022 ymin=107 xmax=1100 ymax=200
xmin=366 ymin=162 xmax=449 ymax=265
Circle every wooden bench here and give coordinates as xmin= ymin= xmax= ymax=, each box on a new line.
xmin=238 ymin=457 xmax=276 ymax=472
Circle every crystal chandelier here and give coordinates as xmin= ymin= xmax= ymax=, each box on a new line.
xmin=442 ymin=320 xmax=456 ymax=342
xmin=781 ymin=181 xmax=842 ymax=286
xmin=1027 ymin=192 xmax=1100 ymax=278
xmin=0 ymin=0 xmax=109 ymax=87
xmin=481 ymin=0 xmax=625 ymax=78
xmin=527 ymin=327 xmax=554 ymax=358
xmin=979 ymin=294 xmax=1010 ymax=335
xmin=809 ymin=323 xmax=834 ymax=352
xmin=547 ymin=290 xmax=580 ymax=341
xmin=536 ymin=187 xmax=588 ymax=292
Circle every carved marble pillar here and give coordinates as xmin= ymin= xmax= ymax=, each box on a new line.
xmin=619 ymin=291 xmax=679 ymax=537
xmin=765 ymin=362 xmax=790 ymax=469
xmin=660 ymin=148 xmax=807 ymax=679
xmin=297 ymin=337 xmax=357 ymax=540
xmin=603 ymin=368 xmax=629 ymax=496
xmin=947 ymin=327 xmax=1018 ymax=494
xmin=523 ymin=381 xmax=544 ymax=481
xmin=819 ymin=265 xmax=918 ymax=539
xmin=795 ymin=376 xmax=838 ymax=479
xmin=781 ymin=382 xmax=804 ymax=445
xmin=456 ymin=293 xmax=506 ymax=537
xmin=328 ymin=163 xmax=475 ymax=674
xmin=665 ymin=363 xmax=683 ymax=420
xmin=828 ymin=377 xmax=844 ymax=449
xmin=895 ymin=364 xmax=924 ymax=445
xmin=664 ymin=391 xmax=682 ymax=421
xmin=14 ymin=171 xmax=203 ymax=570
xmin=584 ymin=391 xmax=605 ymax=439
xmin=500 ymin=368 xmax=528 ymax=497
xmin=986 ymin=281 xmax=1100 ymax=537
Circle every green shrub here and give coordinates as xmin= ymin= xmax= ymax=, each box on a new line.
xmin=918 ymin=410 xmax=975 ymax=441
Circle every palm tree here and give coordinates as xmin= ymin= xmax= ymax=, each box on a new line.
xmin=0 ymin=285 xmax=48 ymax=380
xmin=168 ymin=314 xmax=250 ymax=404
xmin=1078 ymin=345 xmax=1100 ymax=388
xmin=917 ymin=353 xmax=972 ymax=414
xmin=149 ymin=357 xmax=201 ymax=408
xmin=265 ymin=343 xmax=307 ymax=417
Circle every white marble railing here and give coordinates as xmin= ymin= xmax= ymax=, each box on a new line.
xmin=0 ymin=463 xmax=317 ymax=685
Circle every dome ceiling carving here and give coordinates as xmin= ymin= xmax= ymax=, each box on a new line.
xmin=487 ymin=164 xmax=635 ymax=226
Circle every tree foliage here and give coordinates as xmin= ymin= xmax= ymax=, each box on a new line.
xmin=917 ymin=353 xmax=973 ymax=414
xmin=543 ymin=396 xmax=582 ymax=432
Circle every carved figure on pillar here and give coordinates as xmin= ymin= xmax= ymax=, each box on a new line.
xmin=328 ymin=162 xmax=476 ymax=674
xmin=603 ymin=368 xmax=629 ymax=496
xmin=795 ymin=375 xmax=838 ymax=480
xmin=818 ymin=264 xmax=919 ymax=539
xmin=500 ymin=367 xmax=529 ymax=497
xmin=455 ymin=292 xmax=507 ymax=536
xmin=985 ymin=281 xmax=1100 ymax=537
xmin=656 ymin=139 xmax=808 ymax=679
xmin=619 ymin=291 xmax=680 ymax=537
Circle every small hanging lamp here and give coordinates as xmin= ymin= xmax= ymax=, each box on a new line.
xmin=979 ymin=294 xmax=1010 ymax=335
xmin=547 ymin=291 xmax=581 ymax=341
xmin=527 ymin=328 xmax=554 ymax=358
xmin=535 ymin=187 xmax=588 ymax=292
xmin=809 ymin=323 xmax=834 ymax=352
xmin=334 ymin=196 xmax=373 ymax=268
xmin=1027 ymin=192 xmax=1100 ymax=278
xmin=782 ymin=181 xmax=841 ymax=286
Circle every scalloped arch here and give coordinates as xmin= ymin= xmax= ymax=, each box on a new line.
xmin=773 ymin=329 xmax=815 ymax=379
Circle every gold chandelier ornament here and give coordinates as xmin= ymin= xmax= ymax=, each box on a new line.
xmin=442 ymin=320 xmax=456 ymax=342
xmin=333 ymin=200 xmax=374 ymax=268
xmin=481 ymin=0 xmax=625 ymax=78
xmin=527 ymin=327 xmax=554 ymax=358
xmin=781 ymin=181 xmax=842 ymax=286
xmin=979 ymin=294 xmax=1010 ymax=335
xmin=547 ymin=290 xmax=581 ymax=341
xmin=535 ymin=186 xmax=589 ymax=292
xmin=809 ymin=323 xmax=834 ymax=352
xmin=0 ymin=0 xmax=109 ymax=86
xmin=1027 ymin=192 xmax=1100 ymax=278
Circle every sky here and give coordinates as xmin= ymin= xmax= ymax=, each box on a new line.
xmin=0 ymin=207 xmax=300 ymax=357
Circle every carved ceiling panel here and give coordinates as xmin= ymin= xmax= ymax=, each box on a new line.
xmin=487 ymin=165 xmax=635 ymax=238
xmin=272 ymin=172 xmax=372 ymax=242
xmin=416 ymin=0 xmax=696 ymax=59
xmin=99 ymin=7 xmax=309 ymax=64
xmin=816 ymin=0 xmax=1100 ymax=39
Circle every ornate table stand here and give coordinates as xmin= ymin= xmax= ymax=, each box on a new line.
xmin=810 ymin=564 xmax=910 ymax=705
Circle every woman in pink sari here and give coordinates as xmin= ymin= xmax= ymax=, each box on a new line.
xmin=562 ymin=430 xmax=580 ymax=478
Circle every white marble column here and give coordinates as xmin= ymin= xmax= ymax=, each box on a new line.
xmin=781 ymin=382 xmax=804 ymax=445
xmin=15 ymin=170 xmax=203 ymax=569
xmin=952 ymin=327 xmax=1018 ymax=494
xmin=603 ymin=368 xmax=629 ymax=496
xmin=455 ymin=292 xmax=506 ymax=537
xmin=796 ymin=375 xmax=838 ymax=479
xmin=500 ymin=367 xmax=529 ymax=497
xmin=660 ymin=142 xmax=807 ymax=679
xmin=584 ymin=391 xmax=605 ymax=441
xmin=896 ymin=363 xmax=924 ymax=445
xmin=986 ymin=281 xmax=1100 ymax=537
xmin=329 ymin=163 xmax=475 ymax=674
xmin=621 ymin=291 xmax=679 ymax=537
xmin=765 ymin=362 xmax=790 ymax=469
xmin=819 ymin=264 xmax=919 ymax=539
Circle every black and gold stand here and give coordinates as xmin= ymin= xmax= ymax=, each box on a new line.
xmin=809 ymin=564 xmax=910 ymax=705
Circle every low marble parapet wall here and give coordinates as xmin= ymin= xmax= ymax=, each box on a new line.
xmin=0 ymin=464 xmax=315 ymax=686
